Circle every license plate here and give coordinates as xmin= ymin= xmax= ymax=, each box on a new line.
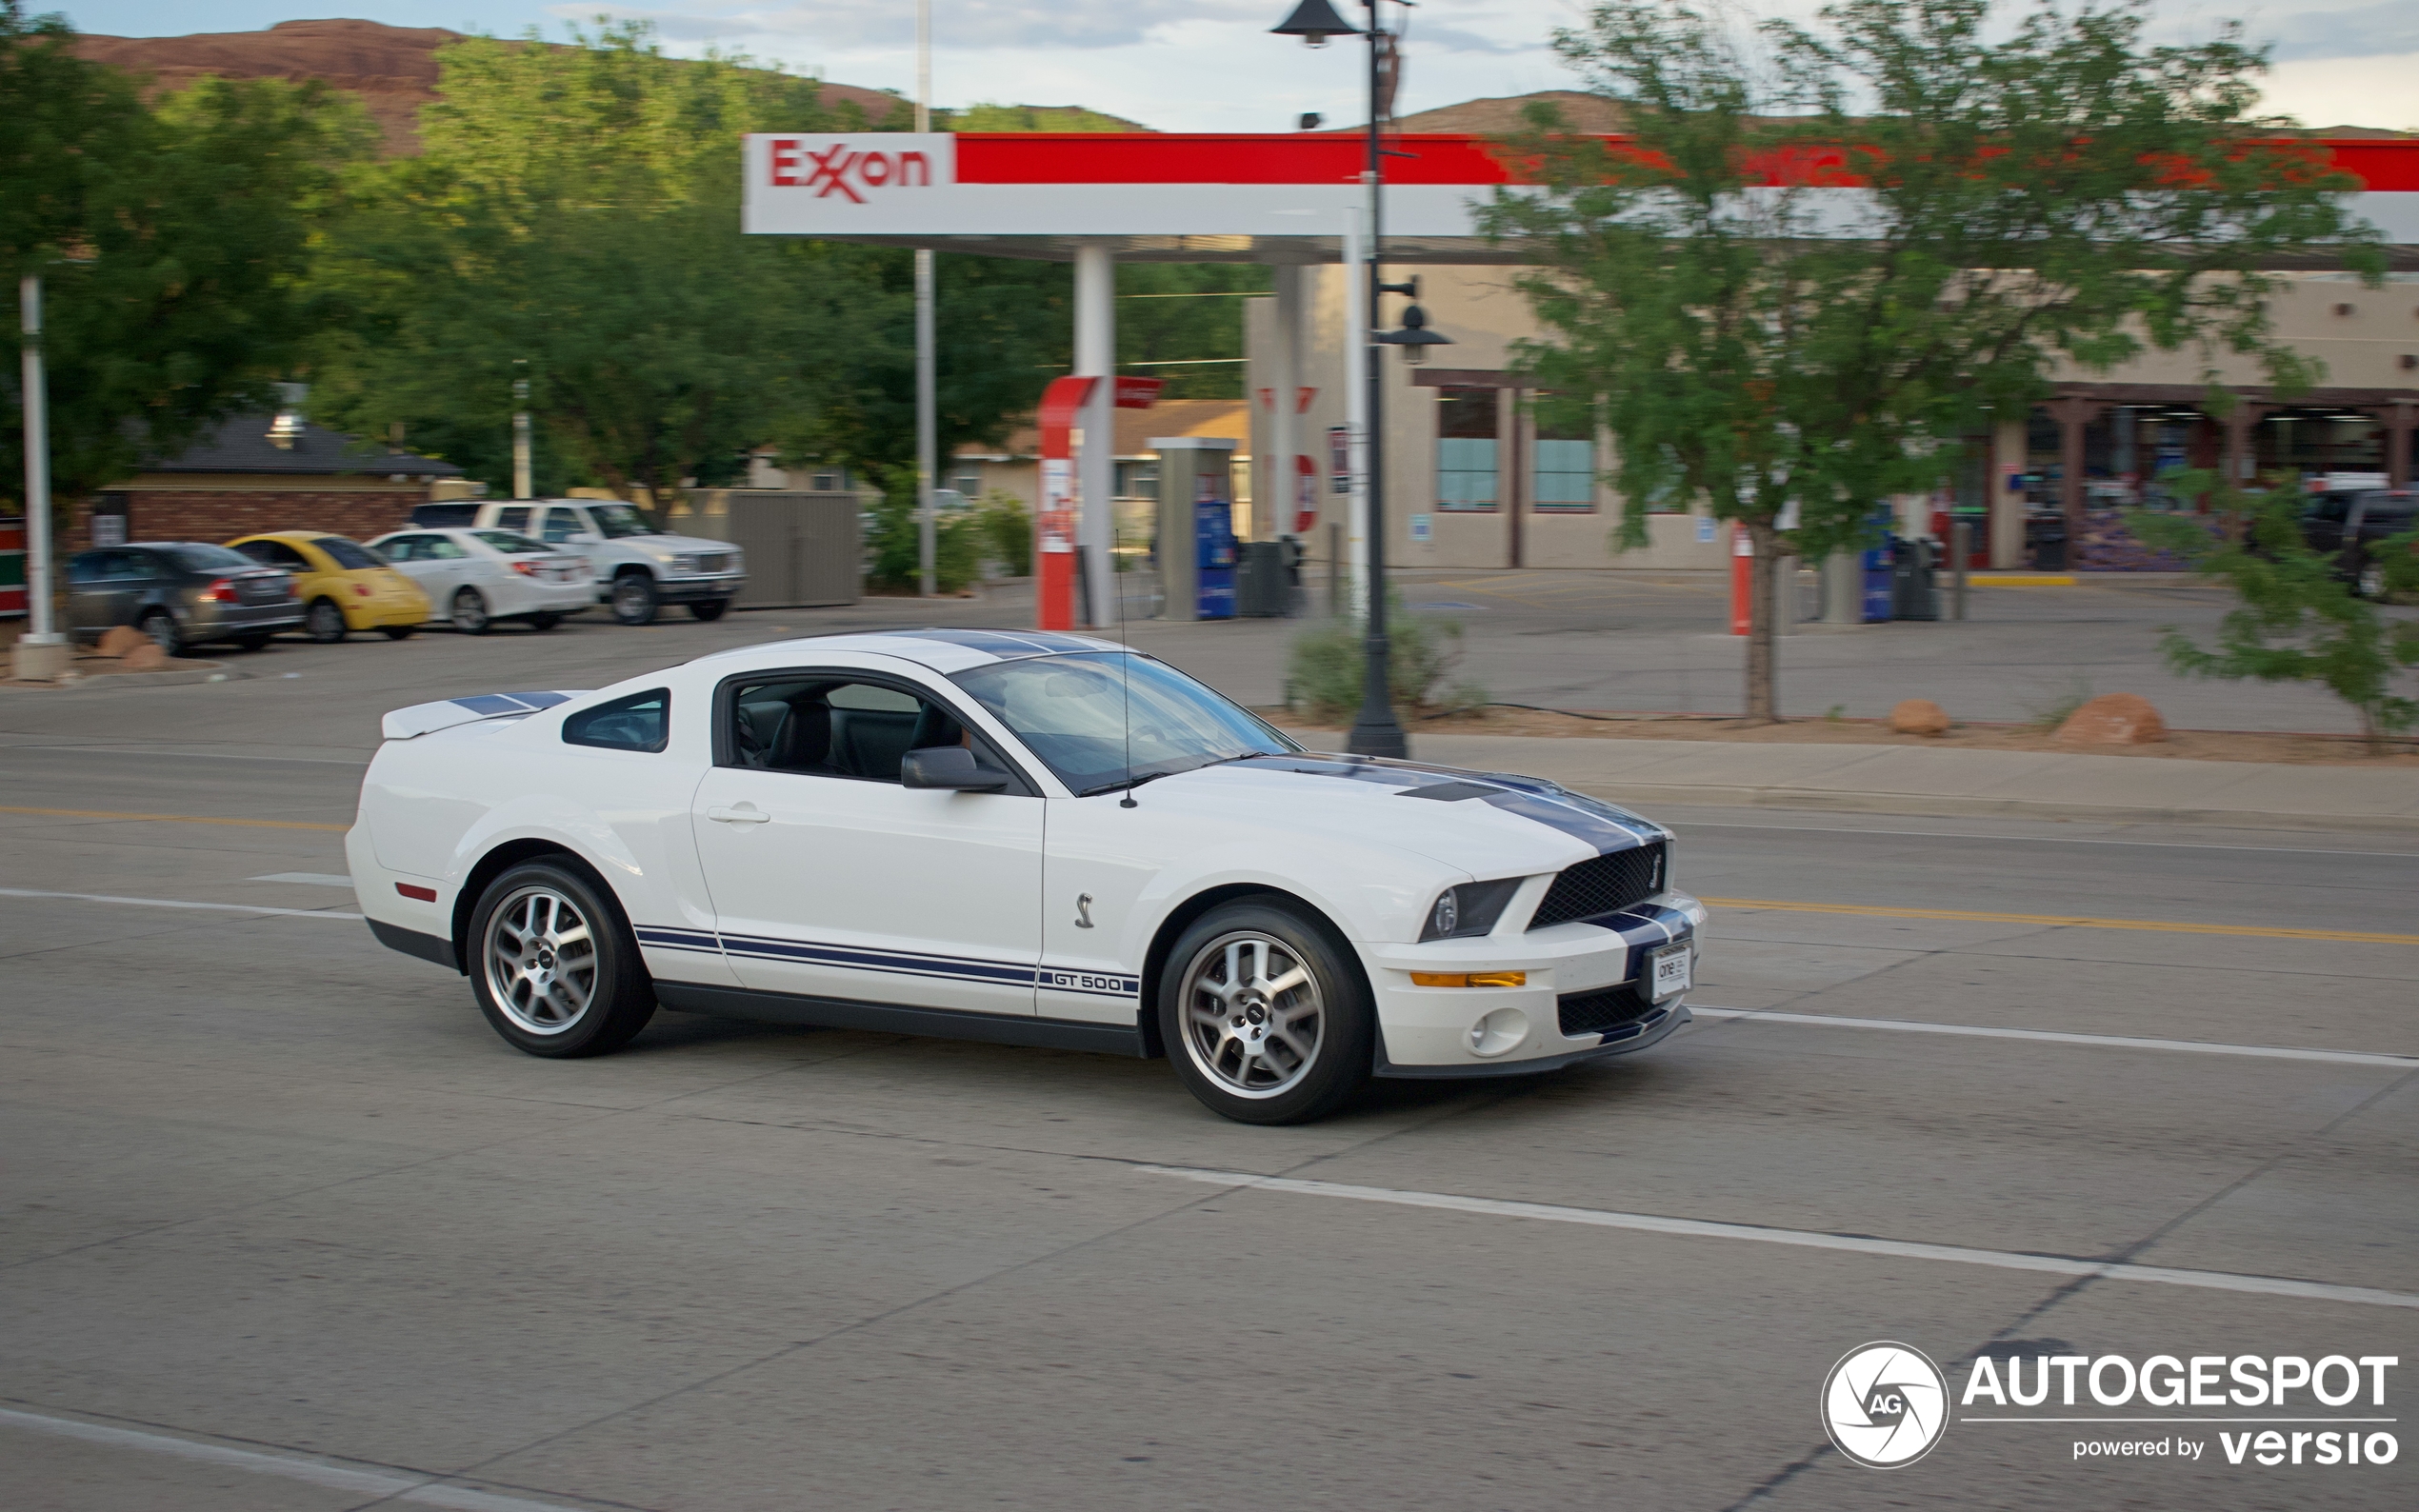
xmin=1649 ymin=943 xmax=1691 ymax=1002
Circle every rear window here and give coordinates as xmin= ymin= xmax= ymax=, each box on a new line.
xmin=313 ymin=536 xmax=384 ymax=570
xmin=564 ymin=688 xmax=670 ymax=754
xmin=410 ymin=503 xmax=479 ymax=528
xmin=472 ymin=530 xmax=550 ymax=554
xmin=170 ymin=544 xmax=257 ymax=573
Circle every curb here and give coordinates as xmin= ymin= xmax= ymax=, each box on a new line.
xmin=1553 ymin=779 xmax=2419 ymax=835
xmin=0 ymin=661 xmax=243 ymax=692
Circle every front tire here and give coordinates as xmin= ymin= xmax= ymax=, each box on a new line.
xmin=689 ymin=598 xmax=729 ymax=622
xmin=610 ymin=572 xmax=657 ymax=626
xmin=232 ymin=632 xmax=273 ymax=653
xmin=381 ymin=626 xmax=415 ymax=641
xmin=306 ymin=597 xmax=349 ymax=643
xmin=450 ymin=587 xmax=491 ymax=635
xmin=528 ymin=612 xmax=562 ymax=631
xmin=1159 ymin=899 xmax=1372 ymax=1125
xmin=469 ymin=861 xmax=655 ymax=1058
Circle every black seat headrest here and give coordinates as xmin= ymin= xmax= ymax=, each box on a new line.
xmin=771 ymin=700 xmax=832 ymax=770
xmin=910 ymin=702 xmax=963 ymax=750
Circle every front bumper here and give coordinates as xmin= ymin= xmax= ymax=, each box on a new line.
xmin=1361 ymin=891 xmax=1705 ymax=1075
xmin=644 ymin=571 xmax=746 ymax=605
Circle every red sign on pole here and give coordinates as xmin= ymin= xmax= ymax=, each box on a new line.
xmin=1035 ymin=375 xmax=1097 ymax=631
xmin=1113 ymin=375 xmax=1164 ymax=408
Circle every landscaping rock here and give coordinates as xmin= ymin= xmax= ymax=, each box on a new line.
xmin=1889 ymin=698 xmax=1950 ymax=736
xmin=2057 ymin=692 xmax=2167 ymax=745
xmin=120 ymin=643 xmax=169 ymax=672
xmin=97 ymin=625 xmax=147 ymax=657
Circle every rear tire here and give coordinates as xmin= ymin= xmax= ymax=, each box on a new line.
xmin=528 ymin=612 xmax=562 ymax=631
xmin=233 ymin=632 xmax=273 ymax=653
xmin=1158 ymin=898 xmax=1372 ymax=1125
xmin=138 ymin=608 xmax=181 ymax=656
xmin=450 ymin=587 xmax=491 ymax=635
xmin=610 ymin=572 xmax=657 ymax=626
xmin=689 ymin=598 xmax=729 ymax=622
xmin=305 ymin=597 xmax=349 ymax=643
xmin=469 ymin=860 xmax=655 ymax=1058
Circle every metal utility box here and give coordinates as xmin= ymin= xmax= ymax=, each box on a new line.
xmin=682 ymin=489 xmax=862 ymax=607
xmin=1152 ymin=437 xmax=1237 ymax=623
xmin=1234 ymin=540 xmax=1291 ymax=617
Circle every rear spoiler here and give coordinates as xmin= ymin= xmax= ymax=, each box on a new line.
xmin=382 ymin=690 xmax=590 ymax=741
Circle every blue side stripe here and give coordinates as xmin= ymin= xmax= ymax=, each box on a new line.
xmin=639 ymin=925 xmax=1142 ymax=1001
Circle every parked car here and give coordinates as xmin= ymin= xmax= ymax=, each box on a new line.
xmin=348 ymin=630 xmax=1703 ymax=1125
xmin=228 ymin=530 xmax=430 ymax=643
xmin=407 ymin=498 xmax=744 ymax=626
xmin=66 ymin=542 xmax=303 ymax=654
xmin=2301 ymin=487 xmax=2418 ymax=597
xmin=364 ymin=527 xmax=595 ymax=634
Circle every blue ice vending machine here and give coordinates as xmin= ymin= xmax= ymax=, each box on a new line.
xmin=1860 ymin=516 xmax=1895 ymax=623
xmin=1194 ymin=475 xmax=1235 ymax=620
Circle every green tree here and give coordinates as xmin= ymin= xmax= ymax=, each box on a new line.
xmin=2135 ymin=475 xmax=2419 ymax=748
xmin=1119 ymin=263 xmax=1269 ymax=400
xmin=1482 ymin=0 xmax=2381 ymax=721
xmin=2 ymin=3 xmax=370 ymax=510
xmin=950 ymin=103 xmax=1138 ymax=132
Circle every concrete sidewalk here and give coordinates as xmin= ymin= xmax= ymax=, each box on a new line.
xmin=1277 ymin=729 xmax=2419 ymax=832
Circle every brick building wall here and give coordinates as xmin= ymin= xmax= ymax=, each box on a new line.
xmin=75 ymin=487 xmax=430 ymax=552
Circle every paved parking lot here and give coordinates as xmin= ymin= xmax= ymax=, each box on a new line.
xmin=3 ymin=598 xmax=2413 ymax=1509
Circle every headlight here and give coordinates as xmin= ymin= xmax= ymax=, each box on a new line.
xmin=1419 ymin=878 xmax=1524 ymax=942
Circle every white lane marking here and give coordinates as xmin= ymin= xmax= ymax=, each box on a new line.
xmin=1669 ymin=819 xmax=2418 ymax=859
xmin=0 ymin=744 xmax=370 ymax=766
xmin=1687 ymin=1005 xmax=2419 ymax=1068
xmin=1139 ymin=1167 xmax=2419 ymax=1311
xmin=0 ymin=887 xmax=364 ymax=921
xmin=249 ymin=872 xmax=354 ymax=887
xmin=0 ymin=1406 xmax=583 ymax=1512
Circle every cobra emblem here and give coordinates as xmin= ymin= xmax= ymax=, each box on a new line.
xmin=1074 ymin=893 xmax=1095 ymax=929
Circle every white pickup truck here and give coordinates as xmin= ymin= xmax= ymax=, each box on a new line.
xmin=413 ymin=498 xmax=746 ymax=626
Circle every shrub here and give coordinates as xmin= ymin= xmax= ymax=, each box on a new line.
xmin=1286 ymin=595 xmax=1486 ymax=723
xmin=971 ymin=488 xmax=1032 ymax=576
xmin=864 ymin=477 xmax=984 ymax=593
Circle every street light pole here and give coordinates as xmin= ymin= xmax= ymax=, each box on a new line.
xmin=12 ymin=274 xmax=69 ymax=683
xmin=1349 ymin=0 xmax=1406 ymax=759
xmin=914 ymin=0 xmax=937 ymax=598
xmin=511 ymin=361 xmax=531 ymax=501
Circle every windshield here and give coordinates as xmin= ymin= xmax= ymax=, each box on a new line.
xmin=170 ymin=544 xmax=258 ymax=573
xmin=952 ymin=652 xmax=1296 ymax=795
xmin=589 ymin=504 xmax=658 ymax=538
xmin=312 ymin=536 xmax=383 ymax=570
xmin=472 ymin=530 xmax=550 ymax=554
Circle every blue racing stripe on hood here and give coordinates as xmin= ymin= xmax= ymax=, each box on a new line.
xmin=1232 ymin=754 xmax=1662 ymax=852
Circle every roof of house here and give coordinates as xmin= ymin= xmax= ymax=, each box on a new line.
xmin=960 ymin=397 xmax=1249 ymax=462
xmin=140 ymin=414 xmax=464 ymax=478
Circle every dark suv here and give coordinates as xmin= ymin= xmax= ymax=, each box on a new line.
xmin=2302 ymin=488 xmax=2417 ymax=598
xmin=67 ymin=542 xmax=304 ymax=654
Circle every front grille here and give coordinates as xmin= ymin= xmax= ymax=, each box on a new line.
xmin=1529 ymin=841 xmax=1665 ymax=929
xmin=694 ymin=552 xmax=731 ymax=573
xmin=1557 ymin=984 xmax=1659 ymax=1037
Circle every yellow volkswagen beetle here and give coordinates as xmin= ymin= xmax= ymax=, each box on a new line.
xmin=228 ymin=530 xmax=430 ymax=643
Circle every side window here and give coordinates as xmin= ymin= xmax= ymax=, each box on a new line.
xmin=492 ymin=506 xmax=531 ymax=533
xmin=726 ymin=677 xmax=986 ymax=785
xmin=380 ymin=537 xmax=420 ymax=562
xmin=427 ymin=537 xmax=469 ymax=561
xmin=2309 ymin=495 xmax=2351 ymax=525
xmin=564 ymin=688 xmax=670 ymax=754
xmin=124 ymin=551 xmax=161 ymax=579
xmin=69 ymin=552 xmax=110 ymax=584
xmin=540 ymin=507 xmax=581 ymax=544
xmin=245 ymin=540 xmax=310 ymax=569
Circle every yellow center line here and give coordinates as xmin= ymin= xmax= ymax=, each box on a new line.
xmin=1700 ymin=896 xmax=2417 ymax=945
xmin=0 ymin=806 xmax=349 ymax=833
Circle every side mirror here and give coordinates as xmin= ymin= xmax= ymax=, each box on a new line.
xmin=901 ymin=745 xmax=1010 ymax=792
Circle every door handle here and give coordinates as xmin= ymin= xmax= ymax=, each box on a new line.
xmin=707 ymin=805 xmax=770 ymax=825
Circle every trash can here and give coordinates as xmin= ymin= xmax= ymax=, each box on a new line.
xmin=1891 ymin=536 xmax=1939 ymax=621
xmin=1234 ymin=541 xmax=1289 ymax=617
xmin=2027 ymin=512 xmax=2068 ymax=571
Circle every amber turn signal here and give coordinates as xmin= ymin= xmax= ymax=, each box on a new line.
xmin=1409 ymin=971 xmax=1527 ymax=988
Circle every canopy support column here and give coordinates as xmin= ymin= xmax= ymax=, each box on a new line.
xmin=1267 ymin=264 xmax=1307 ymax=545
xmin=1074 ymin=241 xmax=1116 ymax=627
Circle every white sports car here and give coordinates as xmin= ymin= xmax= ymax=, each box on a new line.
xmin=349 ymin=630 xmax=1704 ymax=1124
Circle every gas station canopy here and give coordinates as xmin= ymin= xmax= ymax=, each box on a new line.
xmin=743 ymin=131 xmax=2419 ymax=267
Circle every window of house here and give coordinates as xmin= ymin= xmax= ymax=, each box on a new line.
xmin=1436 ymin=388 xmax=1498 ymax=511
xmin=1531 ymin=400 xmax=1598 ymax=512
xmin=950 ymin=470 xmax=983 ymax=497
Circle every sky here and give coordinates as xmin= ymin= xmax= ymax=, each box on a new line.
xmin=54 ymin=1 xmax=2419 ymax=133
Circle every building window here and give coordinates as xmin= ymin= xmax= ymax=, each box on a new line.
xmin=950 ymin=470 xmax=983 ymax=497
xmin=1436 ymin=388 xmax=1498 ymax=511
xmin=1114 ymin=460 xmax=1160 ymax=499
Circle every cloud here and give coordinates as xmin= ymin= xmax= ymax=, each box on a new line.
xmin=548 ymin=1 xmax=1274 ymax=52
xmin=2261 ymin=2 xmax=2419 ymax=63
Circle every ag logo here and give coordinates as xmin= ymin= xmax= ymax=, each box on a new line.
xmin=1822 ymin=1343 xmax=1949 ymax=1468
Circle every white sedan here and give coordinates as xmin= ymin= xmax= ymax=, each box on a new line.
xmin=348 ymin=630 xmax=1704 ymax=1124
xmin=365 ymin=527 xmax=595 ymax=634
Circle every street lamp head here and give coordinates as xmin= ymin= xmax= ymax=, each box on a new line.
xmin=1271 ymin=0 xmax=1361 ymax=48
xmin=1376 ymin=303 xmax=1452 ymax=365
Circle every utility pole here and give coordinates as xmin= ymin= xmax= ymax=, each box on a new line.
xmin=1349 ymin=0 xmax=1407 ymax=759
xmin=915 ymin=0 xmax=937 ymax=598
xmin=511 ymin=361 xmax=532 ymax=500
xmin=12 ymin=275 xmax=69 ymax=683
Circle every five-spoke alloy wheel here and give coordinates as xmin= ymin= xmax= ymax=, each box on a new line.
xmin=469 ymin=860 xmax=656 ymax=1057
xmin=1160 ymin=899 xmax=1370 ymax=1124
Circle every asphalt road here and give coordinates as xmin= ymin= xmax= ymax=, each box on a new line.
xmin=4 ymin=611 xmax=2415 ymax=1511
